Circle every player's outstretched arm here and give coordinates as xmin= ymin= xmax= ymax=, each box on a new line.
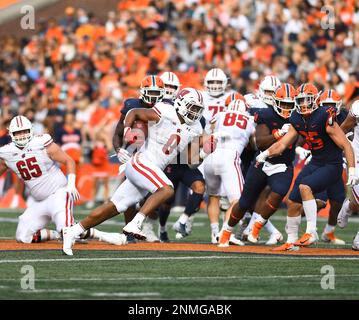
xmin=256 ymin=125 xmax=298 ymax=163
xmin=327 ymin=122 xmax=356 ymax=185
xmin=124 ymin=108 xmax=160 ymax=128
xmin=340 ymin=113 xmax=356 ymax=134
xmin=0 ymin=159 xmax=8 ymax=176
xmin=46 ymin=142 xmax=80 ymax=201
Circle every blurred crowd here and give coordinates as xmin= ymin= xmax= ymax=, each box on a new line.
xmin=1 ymin=0 xmax=359 ymax=177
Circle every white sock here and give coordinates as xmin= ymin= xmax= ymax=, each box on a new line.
xmin=210 ymin=223 xmax=219 ymax=235
xmin=286 ymin=216 xmax=301 ymax=243
xmin=264 ymin=220 xmax=279 ymax=234
xmin=132 ymin=212 xmax=146 ymax=227
xmin=160 ymin=225 xmax=167 ymax=233
xmin=246 ymin=212 xmax=260 ymax=232
xmin=39 ymin=229 xmax=60 ymax=241
xmin=255 ymin=215 xmax=267 ymax=225
xmin=324 ymin=224 xmax=335 ymax=234
xmin=222 ymin=222 xmax=233 ymax=232
xmin=72 ymin=223 xmax=85 ymax=237
xmin=179 ymin=213 xmax=189 ymax=224
xmin=302 ymin=199 xmax=317 ymax=234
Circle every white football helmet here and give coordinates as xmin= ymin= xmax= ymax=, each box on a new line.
xmin=8 ymin=116 xmax=34 ymax=147
xmin=160 ymin=71 xmax=181 ymax=100
xmin=174 ymin=88 xmax=204 ymax=124
xmin=258 ymin=75 xmax=281 ymax=106
xmin=227 ymin=99 xmax=247 ymax=114
xmin=204 ymin=68 xmax=228 ymax=97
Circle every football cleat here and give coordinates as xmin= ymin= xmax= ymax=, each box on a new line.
xmin=229 ymin=234 xmax=245 ymax=246
xmin=218 ymin=230 xmax=231 ymax=248
xmin=247 ymin=221 xmax=264 ymax=244
xmin=159 ymin=231 xmax=170 ymax=243
xmin=142 ymin=221 xmax=160 ymax=243
xmin=352 ymin=232 xmax=359 ymax=251
xmin=126 ymin=234 xmax=137 ymax=243
xmin=123 ymin=221 xmax=147 ymax=240
xmin=293 ymin=232 xmax=318 ymax=247
xmin=173 ymin=222 xmax=189 ymax=238
xmin=62 ymin=227 xmax=76 ymax=256
xmin=272 ymin=242 xmax=299 ymax=252
xmin=211 ymin=232 xmax=219 ymax=244
xmin=265 ymin=231 xmax=284 ymax=245
xmin=321 ymin=231 xmax=345 ymax=245
xmin=98 ymin=233 xmax=127 ymax=245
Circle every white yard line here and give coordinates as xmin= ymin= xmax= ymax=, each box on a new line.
xmin=19 ymin=289 xmax=81 ymax=293
xmin=91 ymin=292 xmax=160 ymax=297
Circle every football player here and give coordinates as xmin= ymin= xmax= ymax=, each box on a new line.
xmin=157 ymin=71 xmax=206 ymax=242
xmin=255 ymin=83 xmax=357 ymax=251
xmin=218 ymin=83 xmax=297 ymax=247
xmin=62 ymin=88 xmax=215 ymax=255
xmin=338 ymin=99 xmax=359 ymax=250
xmin=112 ymin=75 xmax=165 ymax=242
xmin=0 ymin=116 xmax=126 ymax=246
xmin=204 ymin=99 xmax=256 ymax=245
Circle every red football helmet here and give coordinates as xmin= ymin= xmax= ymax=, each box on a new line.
xmin=317 ymin=89 xmax=342 ymax=115
xmin=139 ymin=75 xmax=165 ymax=105
xmin=272 ymin=83 xmax=297 ymax=119
xmin=295 ymin=83 xmax=319 ymax=115
xmin=225 ymin=92 xmax=245 ymax=108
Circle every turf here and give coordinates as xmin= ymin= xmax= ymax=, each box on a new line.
xmin=0 ymin=208 xmax=359 ymax=300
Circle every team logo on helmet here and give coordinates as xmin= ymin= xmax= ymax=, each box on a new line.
xmin=174 ymin=88 xmax=204 ymax=124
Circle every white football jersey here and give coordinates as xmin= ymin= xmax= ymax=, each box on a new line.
xmin=210 ymin=110 xmax=255 ymax=156
xmin=349 ymin=104 xmax=359 ymax=162
xmin=0 ymin=134 xmax=67 ymax=201
xmin=139 ymin=102 xmax=203 ymax=169
xmin=201 ymin=91 xmax=232 ymax=125
xmin=244 ymin=93 xmax=268 ymax=109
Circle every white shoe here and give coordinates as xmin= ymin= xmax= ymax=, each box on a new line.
xmin=337 ymin=199 xmax=352 ymax=228
xmin=229 ymin=234 xmax=245 ymax=246
xmin=321 ymin=231 xmax=345 ymax=245
xmin=186 ymin=215 xmax=195 ymax=235
xmin=142 ymin=222 xmax=160 ymax=242
xmin=265 ymin=232 xmax=284 ymax=245
xmin=62 ymin=227 xmax=76 ymax=256
xmin=123 ymin=221 xmax=147 ymax=240
xmin=211 ymin=232 xmax=219 ymax=244
xmin=352 ymin=232 xmax=359 ymax=251
xmin=99 ymin=233 xmax=127 ymax=245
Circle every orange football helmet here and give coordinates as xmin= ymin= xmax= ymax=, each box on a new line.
xmin=225 ymin=92 xmax=245 ymax=107
xmin=295 ymin=83 xmax=319 ymax=115
xmin=272 ymin=83 xmax=297 ymax=119
xmin=139 ymin=75 xmax=165 ymax=105
xmin=317 ymin=89 xmax=342 ymax=115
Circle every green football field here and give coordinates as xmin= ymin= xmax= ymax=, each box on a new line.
xmin=0 ymin=208 xmax=359 ymax=300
